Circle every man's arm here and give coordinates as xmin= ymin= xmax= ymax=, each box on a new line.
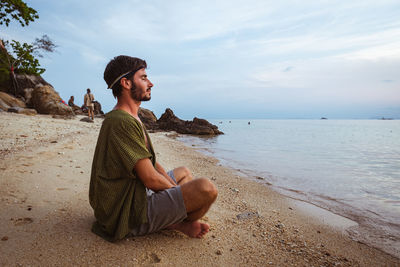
xmin=135 ymin=158 xmax=175 ymax=191
xmin=155 ymin=162 xmax=177 ymax=186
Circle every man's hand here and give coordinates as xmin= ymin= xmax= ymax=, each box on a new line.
xmin=155 ymin=162 xmax=177 ymax=186
xmin=135 ymin=158 xmax=175 ymax=191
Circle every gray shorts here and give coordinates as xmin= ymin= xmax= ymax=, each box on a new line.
xmin=131 ymin=170 xmax=187 ymax=236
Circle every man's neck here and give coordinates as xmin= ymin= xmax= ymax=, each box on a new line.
xmin=115 ymin=97 xmax=141 ymax=121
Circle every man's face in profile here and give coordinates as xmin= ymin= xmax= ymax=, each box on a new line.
xmin=130 ymin=68 xmax=153 ymax=102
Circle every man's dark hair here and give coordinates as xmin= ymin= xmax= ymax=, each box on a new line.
xmin=87 ymin=88 xmax=91 ymax=93
xmin=103 ymin=55 xmax=147 ymax=98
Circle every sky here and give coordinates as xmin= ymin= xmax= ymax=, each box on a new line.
xmin=2 ymin=0 xmax=400 ymax=119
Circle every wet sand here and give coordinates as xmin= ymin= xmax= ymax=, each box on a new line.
xmin=0 ymin=112 xmax=399 ymax=266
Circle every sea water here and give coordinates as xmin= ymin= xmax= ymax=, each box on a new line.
xmin=178 ymin=119 xmax=400 ymax=257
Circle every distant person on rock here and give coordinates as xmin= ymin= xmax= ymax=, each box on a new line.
xmin=68 ymin=95 xmax=82 ymax=114
xmin=89 ymin=55 xmax=217 ymax=242
xmin=84 ymin=88 xmax=95 ymax=120
xmin=68 ymin=96 xmax=77 ymax=107
xmin=68 ymin=96 xmax=74 ymax=106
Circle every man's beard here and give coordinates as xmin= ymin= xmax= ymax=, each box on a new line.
xmin=130 ymin=85 xmax=151 ymax=102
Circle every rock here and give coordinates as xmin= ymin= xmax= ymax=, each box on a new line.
xmin=236 ymin=211 xmax=260 ymax=220
xmin=14 ymin=217 xmax=33 ymax=226
xmin=23 ymin=88 xmax=34 ymax=107
xmin=230 ymin=188 xmax=239 ymax=193
xmin=7 ymin=107 xmax=37 ymax=115
xmin=139 ymin=107 xmax=158 ymax=130
xmin=68 ymin=102 xmax=83 ymax=115
xmin=92 ymin=100 xmax=104 ymax=115
xmin=79 ymin=101 xmax=105 ymax=117
xmin=0 ymin=73 xmax=51 ymax=96
xmin=52 ymin=114 xmax=74 ymax=120
xmin=0 ymin=99 xmax=8 ymax=111
xmin=1 ymin=74 xmax=78 ymax=116
xmin=80 ymin=117 xmax=94 ymax=123
xmin=216 ymin=249 xmax=223 ymax=255
xmin=157 ymin=108 xmax=223 ymax=135
xmin=16 ymin=74 xmax=51 ymax=93
xmin=31 ymin=85 xmax=74 ymax=115
xmin=0 ymin=92 xmax=26 ymax=110
xmin=1 ymin=236 xmax=8 ymax=241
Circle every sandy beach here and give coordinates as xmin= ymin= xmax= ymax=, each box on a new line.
xmin=0 ymin=112 xmax=399 ymax=266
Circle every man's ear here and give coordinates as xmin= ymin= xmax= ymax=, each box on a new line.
xmin=120 ymin=77 xmax=132 ymax=90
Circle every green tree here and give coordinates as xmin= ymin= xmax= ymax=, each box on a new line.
xmin=1 ymin=35 xmax=57 ymax=75
xmin=0 ymin=0 xmax=56 ymax=95
xmin=0 ymin=0 xmax=39 ymax=27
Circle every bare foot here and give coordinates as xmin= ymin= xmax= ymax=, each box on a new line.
xmin=166 ymin=221 xmax=210 ymax=238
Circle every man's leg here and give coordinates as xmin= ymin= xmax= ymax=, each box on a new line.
xmin=172 ymin=166 xmax=193 ymax=185
xmin=89 ymin=107 xmax=94 ymax=120
xmin=167 ymin=178 xmax=217 ymax=238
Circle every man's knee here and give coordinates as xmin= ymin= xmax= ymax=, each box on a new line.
xmin=181 ymin=166 xmax=192 ymax=179
xmin=197 ymin=178 xmax=218 ymax=203
xmin=175 ymin=166 xmax=193 ymax=184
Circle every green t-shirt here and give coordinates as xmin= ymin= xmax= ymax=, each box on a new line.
xmin=89 ymin=109 xmax=155 ymax=241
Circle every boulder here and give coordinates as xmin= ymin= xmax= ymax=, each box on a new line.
xmin=92 ymin=100 xmax=104 ymax=115
xmin=139 ymin=107 xmax=158 ymax=130
xmin=0 ymin=74 xmax=51 ymax=97
xmin=80 ymin=117 xmax=94 ymax=123
xmin=23 ymin=88 xmax=34 ymax=107
xmin=0 ymin=74 xmax=108 ymax=117
xmin=52 ymin=114 xmax=74 ymax=120
xmin=70 ymin=104 xmax=84 ymax=115
xmin=0 ymin=92 xmax=37 ymax=115
xmin=0 ymin=98 xmax=9 ymax=111
xmin=7 ymin=107 xmax=37 ymax=115
xmin=157 ymin=108 xmax=223 ymax=135
xmin=31 ymin=85 xmax=74 ymax=115
xmin=0 ymin=91 xmax=26 ymax=111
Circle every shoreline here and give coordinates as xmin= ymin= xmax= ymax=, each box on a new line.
xmin=177 ymin=121 xmax=400 ymax=259
xmin=0 ymin=112 xmax=399 ymax=266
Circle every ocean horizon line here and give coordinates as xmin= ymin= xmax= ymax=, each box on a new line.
xmin=202 ymin=117 xmax=399 ymax=121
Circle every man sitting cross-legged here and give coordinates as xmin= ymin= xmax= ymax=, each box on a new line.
xmin=89 ymin=55 xmax=218 ymax=241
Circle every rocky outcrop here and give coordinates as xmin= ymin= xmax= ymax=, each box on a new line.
xmin=1 ymin=74 xmax=105 ymax=116
xmin=7 ymin=106 xmax=37 ymax=115
xmin=0 ymin=91 xmax=26 ymax=110
xmin=0 ymin=91 xmax=37 ymax=115
xmin=0 ymin=74 xmax=51 ymax=97
xmin=157 ymin=108 xmax=223 ymax=135
xmin=23 ymin=88 xmax=34 ymax=107
xmin=80 ymin=117 xmax=94 ymax=123
xmin=16 ymin=74 xmax=51 ymax=91
xmin=93 ymin=101 xmax=104 ymax=115
xmin=31 ymin=85 xmax=73 ymax=115
xmin=69 ymin=103 xmax=84 ymax=115
xmin=139 ymin=107 xmax=158 ymax=130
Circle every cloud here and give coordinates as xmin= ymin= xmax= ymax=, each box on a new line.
xmin=80 ymin=48 xmax=108 ymax=65
xmin=2 ymin=0 xmax=400 ymax=118
xmin=100 ymin=0 xmax=272 ymax=41
xmin=283 ymin=66 xmax=294 ymax=72
xmin=251 ymin=56 xmax=400 ymax=106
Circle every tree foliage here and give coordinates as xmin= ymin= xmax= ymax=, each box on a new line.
xmin=1 ymin=35 xmax=56 ymax=75
xmin=10 ymin=40 xmax=43 ymax=74
xmin=0 ymin=1 xmax=56 ymax=78
xmin=0 ymin=0 xmax=39 ymax=27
